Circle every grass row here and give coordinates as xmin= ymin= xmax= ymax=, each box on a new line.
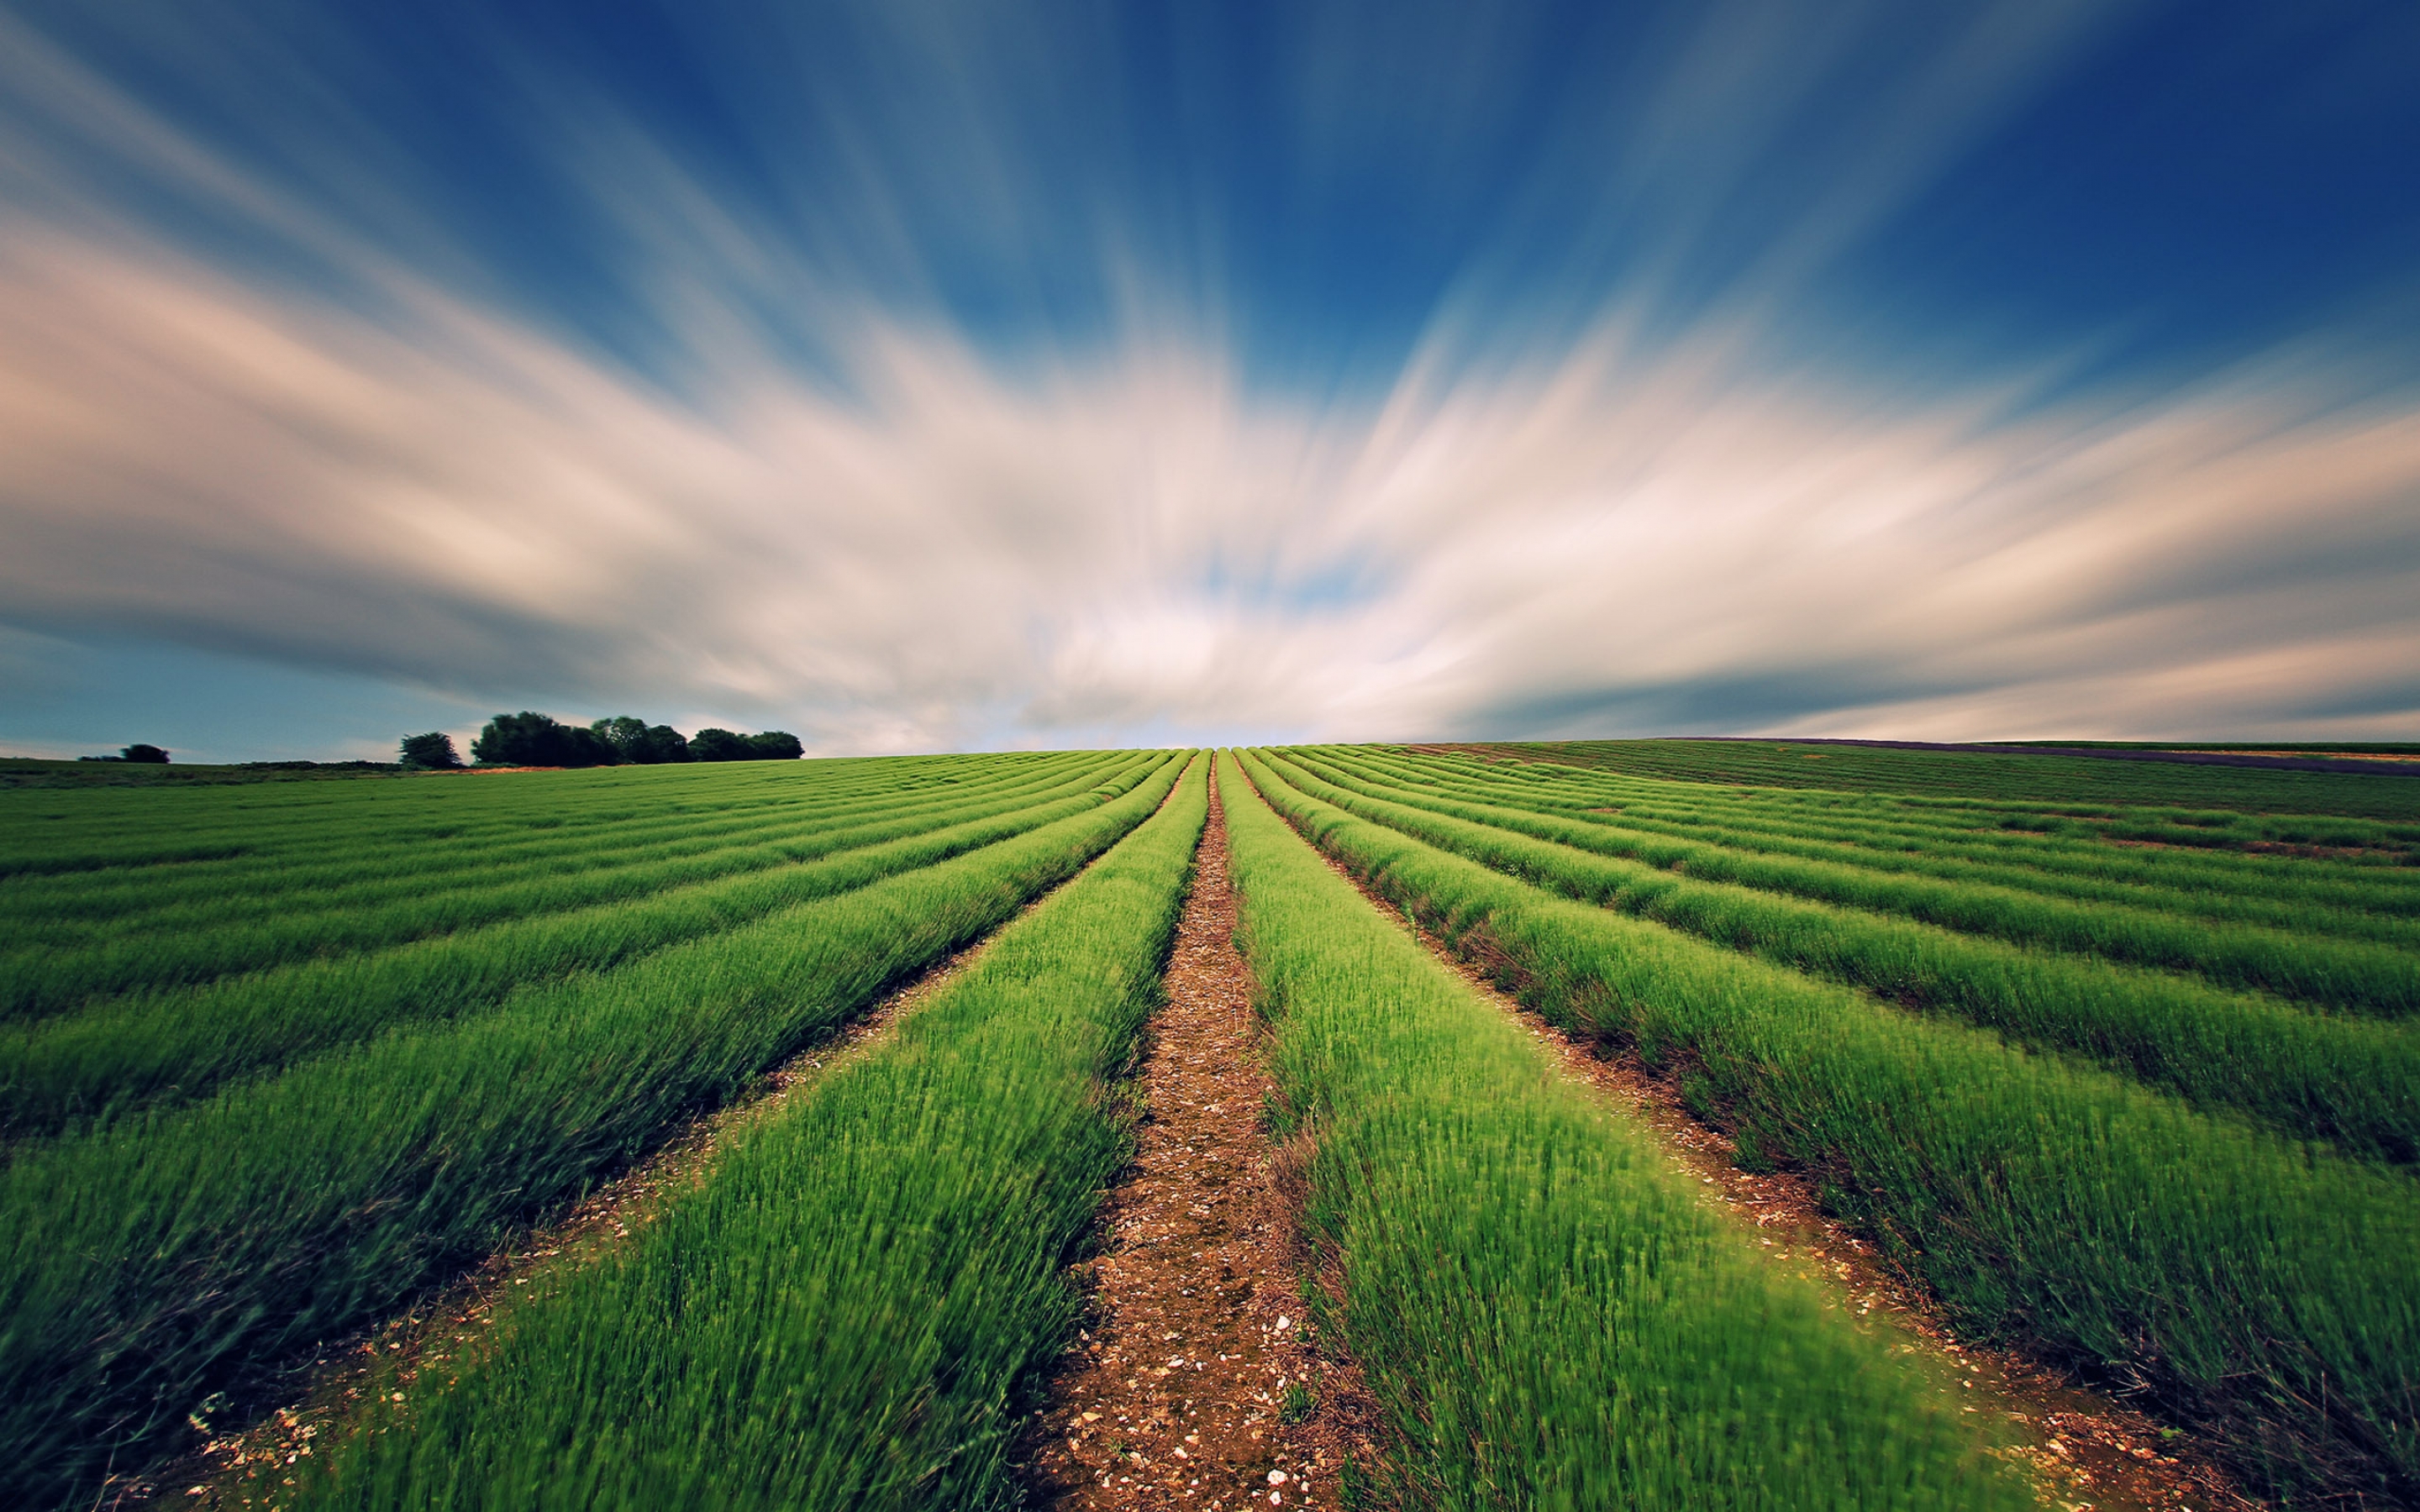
xmin=0 ymin=753 xmax=1143 ymax=1022
xmin=290 ymin=757 xmax=1209 ymax=1509
xmin=1394 ymin=748 xmax=2420 ymax=916
xmin=1368 ymin=748 xmax=2420 ymax=943
xmin=1242 ymin=750 xmax=2420 ymax=1505
xmin=1221 ymin=756 xmax=2026 ymax=1509
xmin=1298 ymin=748 xmax=2420 ymax=1016
xmin=0 ymin=750 xmax=979 ymax=880
xmin=1262 ymin=752 xmax=2420 ymax=1163
xmin=0 ymin=757 xmax=1171 ymax=1142
xmin=0 ymin=751 xmax=1101 ymax=935
xmin=1449 ymin=738 xmax=2420 ymax=827
xmin=0 ymin=753 xmax=1187 ymax=1511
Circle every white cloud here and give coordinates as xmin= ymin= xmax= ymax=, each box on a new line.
xmin=3 ymin=216 xmax=2416 ymax=751
xmin=1 ymin=0 xmax=2415 ymax=753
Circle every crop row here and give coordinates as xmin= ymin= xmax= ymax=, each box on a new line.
xmin=1367 ymin=748 xmax=2420 ymax=939
xmin=1241 ymin=749 xmax=2419 ymax=1504
xmin=1471 ymin=738 xmax=2420 ymax=828
xmin=1392 ymin=748 xmax=2420 ymax=916
xmin=1220 ymin=756 xmax=2027 ymax=1508
xmin=0 ymin=755 xmax=1172 ymax=1141
xmin=3 ymin=753 xmax=1188 ymax=1509
xmin=0 ymin=748 xmax=1004 ymax=880
xmin=1295 ymin=749 xmax=2420 ymax=1016
xmin=287 ymin=757 xmax=1210 ymax=1509
xmin=1262 ymin=751 xmax=2420 ymax=1162
xmin=0 ymin=751 xmax=1145 ymax=1021
xmin=1 ymin=750 xmax=1104 ymax=933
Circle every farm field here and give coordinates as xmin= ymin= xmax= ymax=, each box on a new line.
xmin=1 ymin=742 xmax=2414 ymax=1509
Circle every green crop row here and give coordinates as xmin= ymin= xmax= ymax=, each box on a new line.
xmin=0 ymin=752 xmax=1142 ymax=1021
xmin=1365 ymin=748 xmax=2420 ymax=943
xmin=291 ymin=757 xmax=1208 ymax=1509
xmin=1297 ymin=749 xmax=2420 ymax=1016
xmin=0 ymin=757 xmax=1171 ymax=1142
xmin=1393 ymin=748 xmax=2420 ymax=915
xmin=0 ymin=751 xmax=1093 ymax=929
xmin=0 ymin=753 xmax=1186 ymax=1511
xmin=1260 ymin=751 xmax=2420 ymax=1163
xmin=1460 ymin=738 xmax=2420 ymax=827
xmin=1221 ymin=756 xmax=2027 ymax=1509
xmin=1241 ymin=750 xmax=2420 ymax=1505
xmin=0 ymin=750 xmax=963 ymax=880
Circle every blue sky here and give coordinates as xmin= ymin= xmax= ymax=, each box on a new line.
xmin=2 ymin=0 xmax=2416 ymax=760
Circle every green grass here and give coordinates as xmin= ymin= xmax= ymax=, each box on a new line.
xmin=1434 ymin=738 xmax=2420 ymax=826
xmin=1265 ymin=750 xmax=2420 ymax=1163
xmin=0 ymin=756 xmax=1171 ymax=1141
xmin=0 ymin=751 xmax=1098 ymax=927
xmin=0 ymin=749 xmax=1041 ymax=888
xmin=291 ymin=757 xmax=1210 ymax=1510
xmin=1243 ymin=749 xmax=2420 ymax=1506
xmin=0 ymin=753 xmax=1186 ymax=1511
xmin=1307 ymin=747 xmax=2420 ymax=1012
xmin=1397 ymin=748 xmax=2420 ymax=901
xmin=0 ymin=752 xmax=1142 ymax=1023
xmin=1 ymin=748 xmax=1105 ymax=923
xmin=1221 ymin=755 xmax=2028 ymax=1509
xmin=1363 ymin=747 xmax=2420 ymax=942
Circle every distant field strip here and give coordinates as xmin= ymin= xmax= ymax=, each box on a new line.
xmin=0 ymin=751 xmax=1012 ymax=881
xmin=0 ymin=751 xmax=1136 ymax=1017
xmin=1242 ymin=749 xmax=2420 ymax=1505
xmin=0 ymin=757 xmax=1166 ymax=1139
xmin=0 ymin=753 xmax=1187 ymax=1510
xmin=1219 ymin=755 xmax=2027 ymax=1509
xmin=1264 ymin=751 xmax=2420 ymax=1160
xmin=1445 ymin=738 xmax=2420 ymax=827
xmin=292 ymin=758 xmax=1209 ymax=1509
xmin=1371 ymin=748 xmax=2420 ymax=942
xmin=1391 ymin=748 xmax=2420 ymax=923
xmin=1308 ymin=748 xmax=2420 ymax=1010
xmin=1 ymin=751 xmax=1108 ymax=950
xmin=1418 ymin=749 xmax=2420 ymax=876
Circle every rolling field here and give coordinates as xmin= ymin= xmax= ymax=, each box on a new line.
xmin=1 ymin=742 xmax=2413 ymax=1509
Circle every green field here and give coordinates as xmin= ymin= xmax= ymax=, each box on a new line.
xmin=2 ymin=742 xmax=2413 ymax=1508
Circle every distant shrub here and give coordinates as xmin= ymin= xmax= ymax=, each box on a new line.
xmin=470 ymin=712 xmax=619 ymax=768
xmin=398 ymin=732 xmax=465 ymax=770
xmin=691 ymin=727 xmax=803 ymax=762
xmin=590 ymin=716 xmax=692 ymax=764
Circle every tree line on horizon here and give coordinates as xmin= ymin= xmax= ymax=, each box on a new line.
xmin=402 ymin=712 xmax=803 ymax=770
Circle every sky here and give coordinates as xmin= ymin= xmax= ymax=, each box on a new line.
xmin=2 ymin=0 xmax=2417 ymax=761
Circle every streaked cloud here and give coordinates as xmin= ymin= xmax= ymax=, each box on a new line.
xmin=0 ymin=0 xmax=2415 ymax=754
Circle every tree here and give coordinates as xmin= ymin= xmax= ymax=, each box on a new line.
xmin=399 ymin=732 xmax=465 ymax=769
xmin=691 ymin=727 xmax=803 ymax=762
xmin=590 ymin=716 xmax=692 ymax=764
xmin=119 ymin=743 xmax=170 ymax=764
xmin=687 ymin=727 xmax=750 ymax=763
xmin=470 ymin=711 xmax=619 ymax=768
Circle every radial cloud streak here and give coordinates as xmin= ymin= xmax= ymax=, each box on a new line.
xmin=0 ymin=0 xmax=2416 ymax=755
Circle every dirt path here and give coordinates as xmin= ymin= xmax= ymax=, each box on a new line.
xmin=1018 ymin=773 xmax=1381 ymax=1511
xmin=1254 ymin=774 xmax=2260 ymax=1512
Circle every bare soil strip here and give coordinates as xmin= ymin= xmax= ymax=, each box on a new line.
xmin=1017 ymin=776 xmax=1382 ymax=1512
xmin=1289 ymin=815 xmax=2262 ymax=1512
xmin=155 ymin=915 xmax=1039 ymax=1509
